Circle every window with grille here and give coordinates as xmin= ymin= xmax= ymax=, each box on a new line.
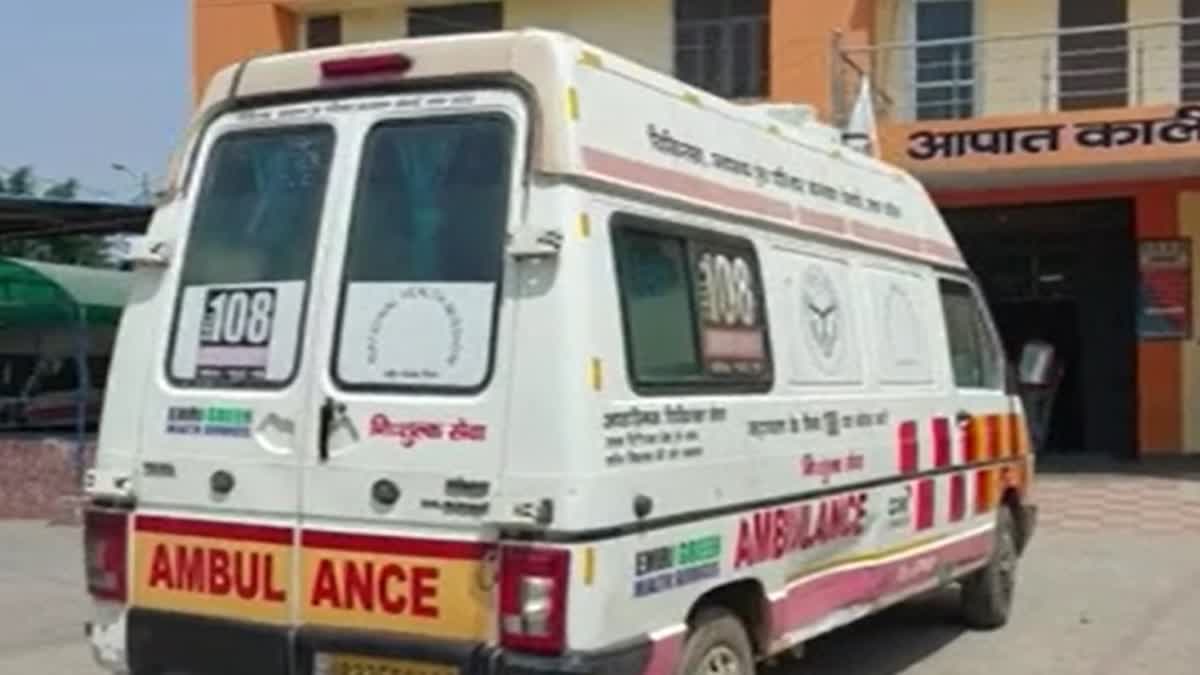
xmin=306 ymin=15 xmax=342 ymax=48
xmin=913 ymin=0 xmax=975 ymax=120
xmin=1058 ymin=0 xmax=1128 ymax=111
xmin=674 ymin=0 xmax=769 ymax=100
xmin=408 ymin=3 xmax=502 ymax=37
xmin=1183 ymin=0 xmax=1200 ymax=101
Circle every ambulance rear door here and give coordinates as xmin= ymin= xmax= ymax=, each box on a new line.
xmin=297 ymin=89 xmax=530 ymax=645
xmin=133 ymin=110 xmax=342 ymax=626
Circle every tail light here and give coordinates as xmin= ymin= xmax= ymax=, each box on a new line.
xmin=84 ymin=507 xmax=129 ymax=602
xmin=499 ymin=545 xmax=570 ymax=655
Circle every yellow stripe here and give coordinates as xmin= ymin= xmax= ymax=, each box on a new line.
xmin=1013 ymin=414 xmax=1029 ymax=457
xmin=578 ymin=50 xmax=604 ymax=69
xmin=681 ymin=91 xmax=703 ymax=107
xmin=566 ymin=87 xmax=580 ymax=122
xmin=582 ymin=547 xmax=596 ymax=586
xmin=996 ymin=414 xmax=1012 ymax=459
xmin=577 ymin=212 xmax=591 ymax=238
xmin=972 ymin=418 xmax=990 ymax=462
xmin=589 ymin=358 xmax=603 ymax=392
xmin=299 ymin=548 xmax=488 ymax=640
xmin=131 ymin=532 xmax=292 ymax=625
xmin=785 ymin=534 xmax=946 ymax=584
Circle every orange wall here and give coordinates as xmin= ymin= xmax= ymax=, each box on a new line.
xmin=192 ymin=1 xmax=296 ymax=103
xmin=936 ymin=179 xmax=1200 ymax=455
xmin=770 ymin=0 xmax=874 ymax=119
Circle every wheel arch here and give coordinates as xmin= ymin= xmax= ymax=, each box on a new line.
xmin=686 ymin=577 xmax=772 ymax=657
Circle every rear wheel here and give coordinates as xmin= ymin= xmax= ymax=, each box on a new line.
xmin=960 ymin=505 xmax=1019 ymax=629
xmin=675 ymin=607 xmax=756 ymax=675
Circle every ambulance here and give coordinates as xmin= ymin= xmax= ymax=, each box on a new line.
xmin=83 ymin=29 xmax=1041 ymax=675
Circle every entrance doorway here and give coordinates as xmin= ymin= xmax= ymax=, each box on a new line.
xmin=943 ymin=199 xmax=1137 ymax=458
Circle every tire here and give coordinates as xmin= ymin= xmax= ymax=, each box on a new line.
xmin=675 ymin=607 xmax=756 ymax=675
xmin=960 ymin=505 xmax=1020 ymax=630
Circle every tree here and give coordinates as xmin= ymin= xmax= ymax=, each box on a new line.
xmin=1 ymin=166 xmax=34 ymax=196
xmin=0 ymin=166 xmax=111 ymax=266
xmin=42 ymin=178 xmax=79 ymax=200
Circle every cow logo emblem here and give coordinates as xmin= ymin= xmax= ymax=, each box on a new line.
xmin=802 ymin=266 xmax=842 ymax=372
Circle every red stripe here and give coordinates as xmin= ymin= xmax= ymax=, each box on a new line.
xmin=915 ymin=479 xmax=936 ymax=530
xmin=135 ymin=515 xmax=292 ymax=545
xmin=931 ymin=417 xmax=952 ymax=468
xmin=580 ymin=146 xmax=962 ymax=266
xmin=897 ymin=420 xmax=919 ymax=474
xmin=949 ymin=473 xmax=967 ymax=522
xmin=961 ymin=417 xmax=978 ymax=463
xmin=301 ymin=530 xmax=487 ymax=560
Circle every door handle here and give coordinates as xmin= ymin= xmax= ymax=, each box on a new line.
xmin=318 ymin=397 xmax=345 ymax=463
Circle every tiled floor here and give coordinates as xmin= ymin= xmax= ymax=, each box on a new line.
xmin=1033 ymin=456 xmax=1200 ymax=534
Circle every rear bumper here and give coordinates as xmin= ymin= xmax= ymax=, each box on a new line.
xmin=126 ymin=609 xmax=652 ymax=675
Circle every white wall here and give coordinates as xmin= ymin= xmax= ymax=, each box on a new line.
xmin=504 ymin=0 xmax=672 ymax=73
xmin=297 ymin=0 xmax=673 ymax=76
xmin=342 ymin=4 xmax=408 ymax=42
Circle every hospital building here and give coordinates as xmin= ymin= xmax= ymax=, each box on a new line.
xmin=193 ymin=0 xmax=1200 ymax=460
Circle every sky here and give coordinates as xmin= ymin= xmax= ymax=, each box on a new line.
xmin=0 ymin=1 xmax=189 ymax=203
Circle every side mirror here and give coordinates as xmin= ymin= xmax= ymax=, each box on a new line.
xmin=1018 ymin=340 xmax=1057 ymax=388
xmin=125 ymin=235 xmax=174 ymax=269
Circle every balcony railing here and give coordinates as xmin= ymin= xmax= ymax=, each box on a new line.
xmin=832 ymin=17 xmax=1200 ymax=126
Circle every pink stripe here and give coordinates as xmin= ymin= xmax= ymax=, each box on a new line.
xmin=795 ymin=206 xmax=847 ymax=234
xmin=580 ymin=146 xmax=963 ymax=266
xmin=769 ymin=530 xmax=992 ymax=643
xmin=932 ymin=417 xmax=952 ymax=468
xmin=640 ymin=630 xmax=684 ymax=675
xmin=915 ymin=479 xmax=936 ymax=531
xmin=850 ymin=219 xmax=924 ymax=254
xmin=583 ymin=147 xmax=792 ymax=221
xmin=950 ymin=474 xmax=967 ymax=522
xmin=897 ymin=420 xmax=919 ymax=474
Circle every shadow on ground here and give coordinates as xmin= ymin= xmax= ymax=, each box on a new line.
xmin=769 ymin=588 xmax=966 ymax=675
xmin=1034 ymin=453 xmax=1200 ymax=483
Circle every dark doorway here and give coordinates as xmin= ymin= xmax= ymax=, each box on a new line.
xmin=943 ymin=199 xmax=1137 ymax=459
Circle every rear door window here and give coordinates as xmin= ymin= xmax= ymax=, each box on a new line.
xmin=168 ymin=125 xmax=334 ymax=389
xmin=332 ymin=114 xmax=514 ymax=392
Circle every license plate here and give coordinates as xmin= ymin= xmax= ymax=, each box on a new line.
xmin=315 ymin=653 xmax=459 ymax=675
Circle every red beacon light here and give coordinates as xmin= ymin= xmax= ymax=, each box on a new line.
xmin=320 ymin=53 xmax=413 ymax=79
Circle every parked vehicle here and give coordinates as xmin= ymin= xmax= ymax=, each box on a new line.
xmin=83 ymin=29 xmax=1039 ymax=675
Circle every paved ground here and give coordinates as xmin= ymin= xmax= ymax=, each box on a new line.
xmin=773 ymin=460 xmax=1200 ymax=675
xmin=0 ymin=520 xmax=96 ymax=674
xmin=4 ymin=458 xmax=1199 ymax=675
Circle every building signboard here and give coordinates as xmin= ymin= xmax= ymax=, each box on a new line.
xmin=1137 ymin=238 xmax=1192 ymax=340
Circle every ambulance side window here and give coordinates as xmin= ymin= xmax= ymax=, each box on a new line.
xmin=938 ymin=278 xmax=1003 ymax=390
xmin=610 ymin=213 xmax=772 ymax=393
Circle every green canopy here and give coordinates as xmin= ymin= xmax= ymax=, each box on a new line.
xmin=0 ymin=257 xmax=131 ymax=327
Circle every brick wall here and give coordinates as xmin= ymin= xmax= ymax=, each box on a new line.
xmin=0 ymin=436 xmax=95 ymax=519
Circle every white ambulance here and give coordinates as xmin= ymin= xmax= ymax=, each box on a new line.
xmin=83 ymin=29 xmax=1041 ymax=675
